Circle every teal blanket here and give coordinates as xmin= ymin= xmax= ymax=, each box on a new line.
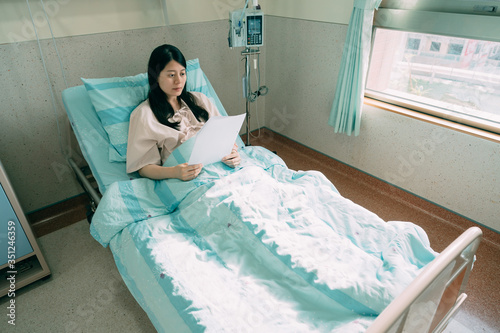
xmin=90 ymin=145 xmax=437 ymax=332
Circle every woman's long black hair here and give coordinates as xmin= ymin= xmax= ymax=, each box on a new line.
xmin=147 ymin=44 xmax=209 ymax=129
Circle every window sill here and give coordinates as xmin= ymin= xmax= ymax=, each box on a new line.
xmin=364 ymin=97 xmax=500 ymax=144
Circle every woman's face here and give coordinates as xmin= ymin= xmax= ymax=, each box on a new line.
xmin=158 ymin=60 xmax=186 ymax=100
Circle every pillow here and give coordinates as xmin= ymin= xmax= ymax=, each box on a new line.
xmin=82 ymin=58 xmax=231 ymax=163
xmin=82 ymin=72 xmax=149 ymax=162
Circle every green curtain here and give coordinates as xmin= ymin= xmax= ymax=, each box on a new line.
xmin=328 ymin=0 xmax=382 ymax=136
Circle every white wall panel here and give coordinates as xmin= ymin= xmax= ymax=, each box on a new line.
xmin=0 ymin=0 xmax=164 ymax=44
xmin=260 ymin=0 xmax=353 ymax=24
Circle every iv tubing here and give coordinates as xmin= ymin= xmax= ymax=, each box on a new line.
xmin=40 ymin=0 xmax=68 ymax=89
xmin=26 ymin=0 xmax=67 ymax=158
xmin=239 ymin=0 xmax=250 ymax=26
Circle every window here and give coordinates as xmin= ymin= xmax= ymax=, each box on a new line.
xmin=489 ymin=46 xmax=500 ymax=61
xmin=366 ymin=28 xmax=500 ymax=134
xmin=406 ymin=37 xmax=421 ymax=51
xmin=447 ymin=43 xmax=464 ymax=56
xmin=430 ymin=42 xmax=441 ymax=52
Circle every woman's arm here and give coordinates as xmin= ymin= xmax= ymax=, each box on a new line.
xmin=139 ymin=163 xmax=203 ymax=181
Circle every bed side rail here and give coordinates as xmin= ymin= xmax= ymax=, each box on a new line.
xmin=68 ymin=157 xmax=101 ymax=209
xmin=366 ymin=226 xmax=482 ymax=333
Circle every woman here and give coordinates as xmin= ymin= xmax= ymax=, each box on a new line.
xmin=126 ymin=44 xmax=241 ymax=180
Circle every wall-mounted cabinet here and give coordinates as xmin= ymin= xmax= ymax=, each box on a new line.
xmin=0 ymin=161 xmax=50 ymax=297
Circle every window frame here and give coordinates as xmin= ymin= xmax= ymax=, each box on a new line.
xmin=365 ymin=6 xmax=500 ymax=141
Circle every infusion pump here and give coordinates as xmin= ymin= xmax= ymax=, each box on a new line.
xmin=228 ymin=8 xmax=264 ymax=48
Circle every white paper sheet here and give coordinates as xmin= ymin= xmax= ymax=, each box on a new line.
xmin=188 ymin=114 xmax=246 ymax=165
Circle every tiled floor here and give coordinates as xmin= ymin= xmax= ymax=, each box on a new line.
xmin=247 ymin=128 xmax=500 ymax=332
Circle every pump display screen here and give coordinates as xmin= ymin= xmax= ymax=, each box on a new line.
xmin=248 ymin=16 xmax=261 ymax=34
xmin=246 ymin=15 xmax=263 ymax=46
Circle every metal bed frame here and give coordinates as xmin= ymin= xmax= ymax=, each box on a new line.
xmin=368 ymin=226 xmax=482 ymax=332
xmin=67 ymin=157 xmax=101 ymax=209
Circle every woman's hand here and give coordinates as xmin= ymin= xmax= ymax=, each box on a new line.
xmin=173 ymin=163 xmax=203 ymax=181
xmin=222 ymin=144 xmax=241 ymax=168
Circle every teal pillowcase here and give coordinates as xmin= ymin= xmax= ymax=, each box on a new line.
xmin=82 ymin=58 xmax=230 ymax=163
xmin=82 ymin=72 xmax=149 ymax=162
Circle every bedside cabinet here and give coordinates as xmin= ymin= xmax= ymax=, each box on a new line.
xmin=0 ymin=160 xmax=50 ymax=297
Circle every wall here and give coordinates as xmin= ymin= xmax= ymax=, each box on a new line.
xmin=0 ymin=0 xmax=263 ymax=213
xmin=0 ymin=0 xmax=248 ymax=44
xmin=260 ymin=0 xmax=352 ymax=24
xmin=0 ymin=0 xmax=164 ymax=44
xmin=264 ymin=15 xmax=500 ymax=232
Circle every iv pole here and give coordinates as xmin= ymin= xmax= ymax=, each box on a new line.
xmin=241 ymin=47 xmax=260 ymax=146
xmin=229 ymin=0 xmax=265 ymax=146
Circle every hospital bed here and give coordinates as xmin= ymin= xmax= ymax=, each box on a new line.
xmin=62 ymin=59 xmax=482 ymax=332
